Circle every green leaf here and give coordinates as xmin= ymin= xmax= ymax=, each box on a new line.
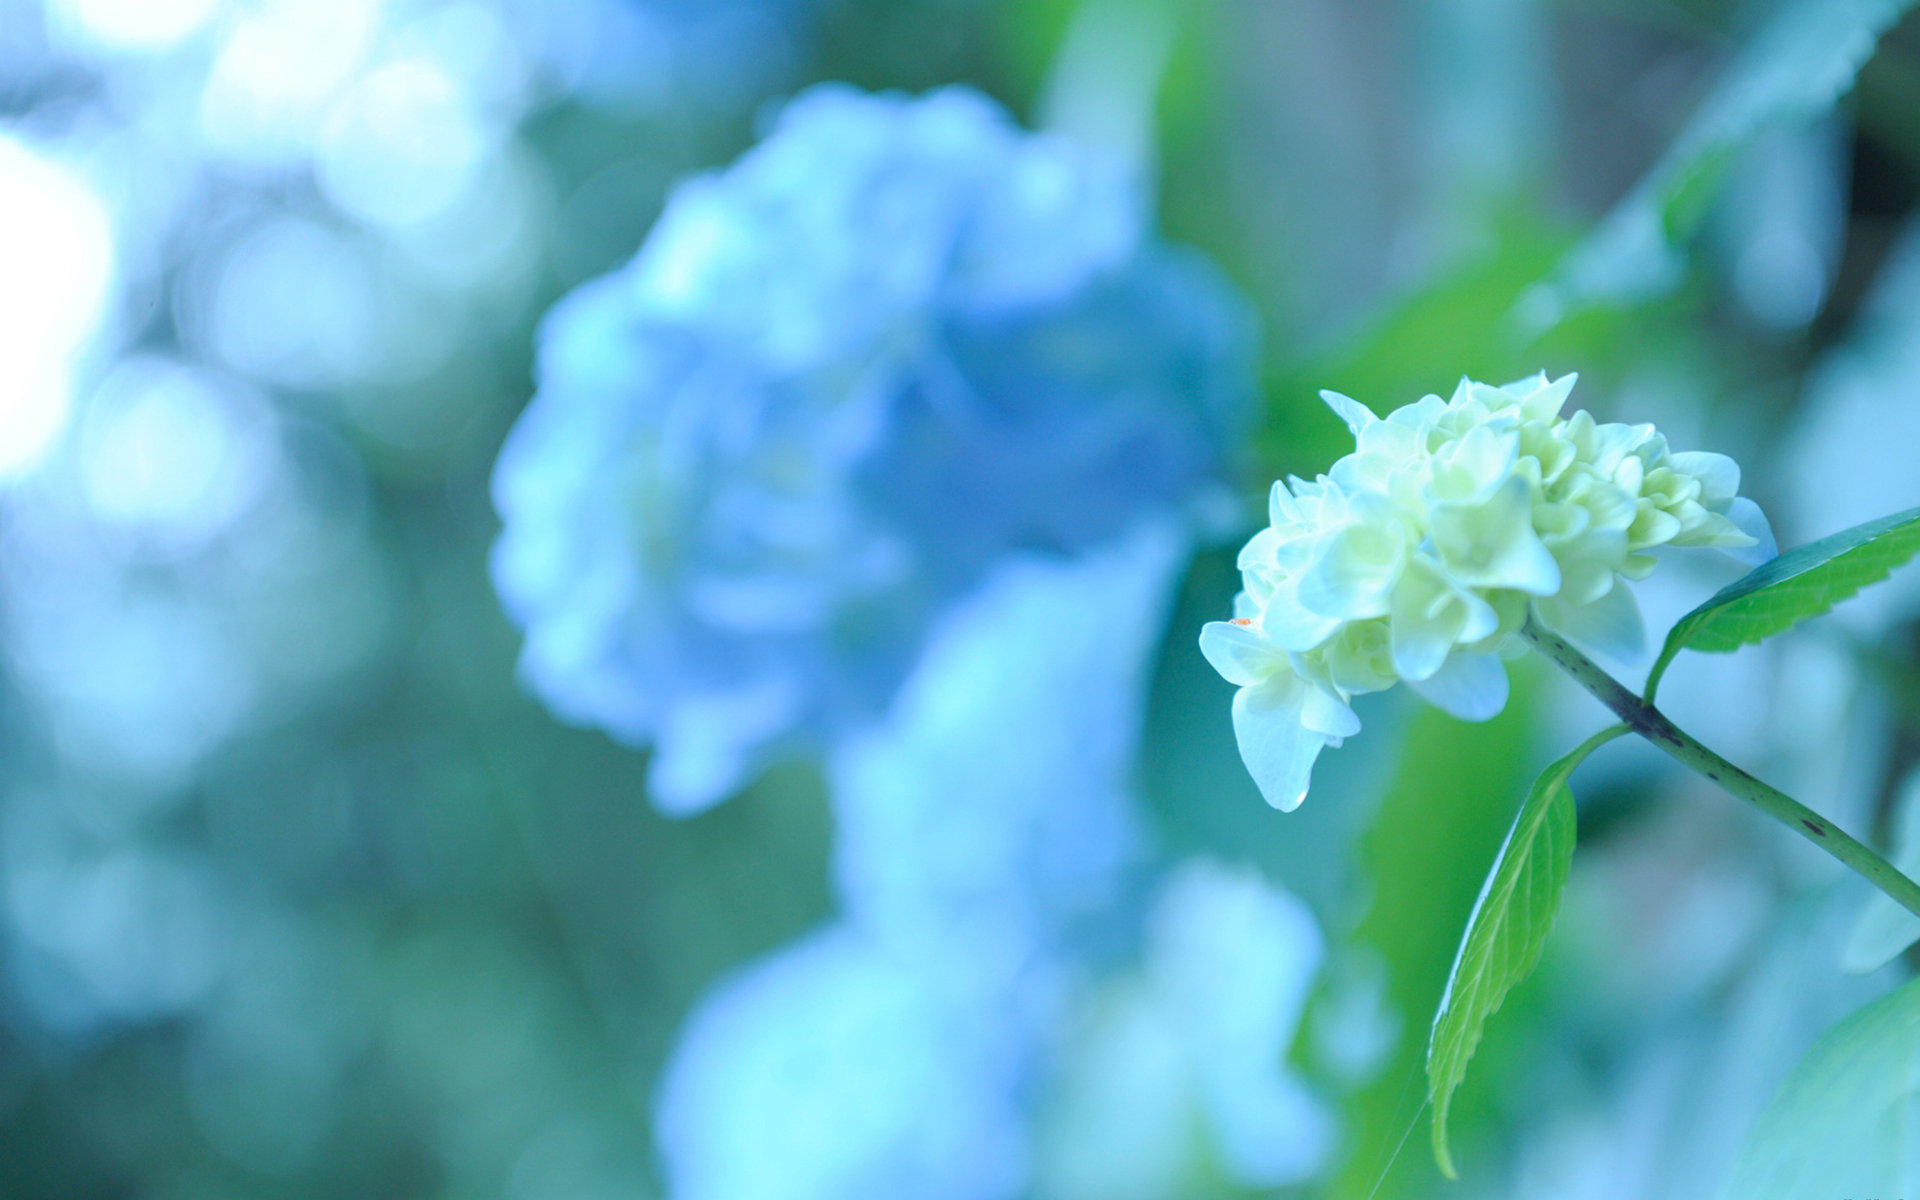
xmin=1427 ymin=724 xmax=1626 ymax=1178
xmin=1645 ymin=505 xmax=1920 ymax=701
xmin=1844 ymin=769 xmax=1920 ymax=974
xmin=1326 ymin=683 xmax=1544 ymax=1200
xmin=1716 ymin=976 xmax=1920 ymax=1198
xmin=1525 ymin=0 xmax=1914 ymax=326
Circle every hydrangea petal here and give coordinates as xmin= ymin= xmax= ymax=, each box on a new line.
xmin=1724 ymin=496 xmax=1778 ymax=565
xmin=1667 ymin=449 xmax=1741 ymax=505
xmin=1259 ymin=580 xmax=1342 ymax=651
xmin=1298 ymin=683 xmax=1361 ymax=740
xmin=1199 ymin=620 xmax=1286 ymax=688
xmin=1405 ymin=652 xmax=1509 ymax=722
xmin=1230 ymin=674 xmax=1330 ymax=812
xmin=1267 ymin=479 xmax=1301 ymax=527
xmin=1318 ymin=389 xmax=1378 ymax=434
xmin=1296 ymin=522 xmax=1406 ymax=620
xmin=1388 ymin=567 xmax=1469 ymax=682
xmin=1428 ymin=476 xmax=1562 ymax=595
xmin=1533 ymin=583 xmax=1647 ymax=664
xmin=1515 ymin=372 xmax=1577 ymax=421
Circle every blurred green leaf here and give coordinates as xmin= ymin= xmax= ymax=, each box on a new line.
xmin=1532 ymin=0 xmax=1916 ymax=323
xmin=1328 ymin=681 xmax=1542 ymax=1200
xmin=1427 ymin=723 xmax=1626 ymax=1178
xmin=1716 ymin=975 xmax=1920 ymax=1198
xmin=1262 ymin=215 xmax=1573 ymax=480
xmin=1645 ymin=505 xmax=1920 ymax=701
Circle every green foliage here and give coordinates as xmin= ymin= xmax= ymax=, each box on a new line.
xmin=1261 ymin=216 xmax=1573 ymax=482
xmin=1329 ymin=688 xmax=1542 ymax=1200
xmin=1645 ymin=505 xmax=1920 ymax=701
xmin=1427 ymin=724 xmax=1627 ymax=1178
xmin=1717 ymin=975 xmax=1920 ymax=1198
xmin=1537 ymin=0 xmax=1916 ymax=320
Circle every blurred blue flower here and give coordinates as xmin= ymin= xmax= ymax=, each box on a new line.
xmin=492 ymin=83 xmax=1253 ymax=813
xmin=827 ymin=519 xmax=1184 ymax=965
xmin=658 ymin=527 xmax=1334 ymax=1198
xmin=1035 ymin=861 xmax=1334 ymax=1198
xmin=654 ymin=923 xmax=1034 ymax=1200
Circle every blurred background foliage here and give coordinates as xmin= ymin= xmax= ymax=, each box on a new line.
xmin=2 ymin=0 xmax=1920 ymax=1196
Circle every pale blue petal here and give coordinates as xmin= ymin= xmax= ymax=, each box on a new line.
xmin=1268 ymin=480 xmax=1301 ymax=527
xmin=1235 ymin=526 xmax=1282 ymax=571
xmin=1199 ymin=621 xmax=1285 ymax=688
xmin=1318 ymin=389 xmax=1377 ymax=434
xmin=1296 ymin=525 xmax=1403 ymax=620
xmin=1429 ymin=477 xmax=1562 ymax=595
xmin=1298 ymin=685 xmax=1361 ymax=739
xmin=1498 ymin=370 xmax=1550 ymax=394
xmin=1533 ymin=584 xmax=1647 ymax=664
xmin=1723 ymin=496 xmax=1778 ymax=565
xmin=1389 ymin=600 xmax=1458 ymax=683
xmin=1259 ymin=582 xmax=1342 ymax=652
xmin=1231 ymin=676 xmax=1327 ymax=811
xmin=1668 ymin=450 xmax=1742 ymax=505
xmin=1517 ymin=371 xmax=1577 ymax=421
xmin=1406 ymin=652 xmax=1509 ymax=722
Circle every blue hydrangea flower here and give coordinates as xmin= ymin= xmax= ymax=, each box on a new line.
xmin=654 ymin=924 xmax=1034 ymax=1200
xmin=1034 ymin=861 xmax=1334 ymax=1197
xmin=656 ymin=535 xmax=1334 ymax=1199
xmin=491 ymin=83 xmax=1252 ymax=813
xmin=828 ymin=519 xmax=1184 ymax=964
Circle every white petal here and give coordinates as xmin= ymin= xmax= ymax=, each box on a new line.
xmin=1428 ymin=476 xmax=1562 ymax=595
xmin=1319 ymin=389 xmax=1378 ymax=434
xmin=1668 ymin=450 xmax=1741 ymax=505
xmin=1722 ymin=496 xmax=1777 ymax=565
xmin=1445 ymin=426 xmax=1519 ymax=495
xmin=1268 ymin=479 xmax=1301 ymax=527
xmin=1532 ymin=585 xmax=1647 ymax=665
xmin=1456 ymin=589 xmax=1502 ymax=644
xmin=1297 ymin=524 xmax=1405 ymax=619
xmin=1388 ymin=393 xmax=1448 ymax=430
xmin=1231 ymin=675 xmax=1331 ymax=811
xmin=1236 ymin=525 xmax=1282 ymax=571
xmin=1389 ymin=597 xmax=1459 ymax=682
xmin=1407 ymin=652 xmax=1510 ymax=721
xmin=1260 ymin=580 xmax=1343 ymax=651
xmin=1200 ymin=620 xmax=1286 ymax=687
xmin=1518 ymin=372 xmax=1577 ymax=421
xmin=1299 ymin=684 xmax=1362 ymax=739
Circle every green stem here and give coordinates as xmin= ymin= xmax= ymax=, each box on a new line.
xmin=1521 ymin=618 xmax=1920 ymax=920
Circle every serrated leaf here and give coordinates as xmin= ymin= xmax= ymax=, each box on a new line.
xmin=1716 ymin=976 xmax=1920 ymax=1198
xmin=1844 ymin=769 xmax=1920 ymax=974
xmin=1526 ymin=0 xmax=1913 ymax=324
xmin=1427 ymin=724 xmax=1626 ymax=1178
xmin=1645 ymin=505 xmax=1920 ymax=701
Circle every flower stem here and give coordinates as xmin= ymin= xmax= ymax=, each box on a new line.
xmin=1521 ymin=618 xmax=1920 ymax=920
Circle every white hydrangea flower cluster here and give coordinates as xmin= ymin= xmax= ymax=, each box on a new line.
xmin=1201 ymin=373 xmax=1775 ymax=811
